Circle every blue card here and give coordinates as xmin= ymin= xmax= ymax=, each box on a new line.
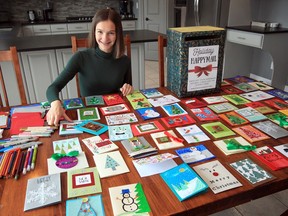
xmin=66 ymin=195 xmax=105 ymax=216
xmin=136 ymin=107 xmax=161 ymax=120
xmin=160 ymin=163 xmax=208 ymax=201
xmin=63 ymin=98 xmax=85 ymax=110
xmin=74 ymin=120 xmax=108 ymax=135
xmin=175 ymin=144 xmax=215 ymax=164
xmin=267 ymin=89 xmax=288 ymax=100
xmin=108 ymin=124 xmax=133 ymax=141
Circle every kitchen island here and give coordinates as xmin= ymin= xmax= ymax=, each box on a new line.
xmin=0 ymin=28 xmax=161 ymax=106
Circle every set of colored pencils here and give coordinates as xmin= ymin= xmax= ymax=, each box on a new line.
xmin=0 ymin=144 xmax=38 ymax=179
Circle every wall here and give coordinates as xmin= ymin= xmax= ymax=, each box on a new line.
xmin=5 ymin=0 xmax=119 ymax=22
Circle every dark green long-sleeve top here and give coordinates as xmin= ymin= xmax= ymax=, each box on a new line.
xmin=46 ymin=47 xmax=132 ymax=103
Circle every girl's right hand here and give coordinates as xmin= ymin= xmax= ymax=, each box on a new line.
xmin=46 ymin=100 xmax=72 ymax=126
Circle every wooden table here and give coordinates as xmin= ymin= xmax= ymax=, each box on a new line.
xmin=0 ymin=87 xmax=287 ymax=216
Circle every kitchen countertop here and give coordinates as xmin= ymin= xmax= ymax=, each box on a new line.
xmin=0 ymin=23 xmax=162 ymax=51
xmin=226 ymin=25 xmax=288 ymax=34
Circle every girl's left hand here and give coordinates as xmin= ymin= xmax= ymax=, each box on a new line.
xmin=120 ymin=83 xmax=134 ymax=96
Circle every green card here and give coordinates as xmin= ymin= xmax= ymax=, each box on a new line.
xmin=201 ymin=121 xmax=235 ymax=139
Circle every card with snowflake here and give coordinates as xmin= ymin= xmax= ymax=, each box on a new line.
xmin=24 ymin=173 xmax=61 ymax=211
xmin=140 ymin=88 xmax=163 ymax=98
xmin=191 ymin=107 xmax=219 ymax=121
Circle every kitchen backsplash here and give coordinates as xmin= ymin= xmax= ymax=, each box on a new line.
xmin=4 ymin=0 xmax=119 ymax=22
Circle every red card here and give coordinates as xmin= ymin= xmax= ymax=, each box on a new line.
xmin=161 ymin=114 xmax=196 ymax=128
xmin=131 ymin=120 xmax=165 ymax=136
xmin=103 ymin=94 xmax=125 ymax=105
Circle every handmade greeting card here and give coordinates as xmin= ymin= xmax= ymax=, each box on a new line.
xmin=245 ymin=101 xmax=276 ymax=114
xmin=109 ymin=183 xmax=151 ymax=215
xmin=24 ymin=173 xmax=61 ymax=211
xmin=248 ymin=82 xmax=274 ymax=91
xmin=201 ymin=122 xmax=235 ymax=139
xmin=181 ymin=97 xmax=206 ymax=109
xmin=213 ymin=137 xmax=254 ymax=156
xmin=126 ymin=90 xmax=152 ymax=109
xmin=160 ymin=163 xmax=208 ymax=201
xmin=218 ymin=111 xmax=249 ymax=127
xmin=221 ymin=79 xmax=233 ymax=86
xmin=221 ymin=85 xmax=243 ymax=94
xmin=201 ymin=96 xmax=227 ymax=104
xmin=81 ymin=135 xmax=118 ymax=154
xmin=252 ymin=120 xmax=288 ymax=139
xmin=148 ymin=95 xmax=180 ymax=107
xmin=193 ymin=160 xmax=242 ymax=194
xmin=266 ymin=112 xmax=288 ymax=128
xmin=77 ymin=107 xmax=100 ymax=121
xmin=67 ymin=167 xmax=102 ymax=198
xmin=161 ymin=103 xmax=187 ymax=116
xmin=132 ymin=153 xmax=178 ymax=177
xmin=84 ymin=95 xmax=104 ymax=106
xmin=66 ymin=195 xmax=105 ymax=216
xmin=175 ymin=124 xmax=210 ymax=143
xmin=140 ymin=88 xmax=163 ymax=98
xmin=74 ymin=120 xmax=108 ymax=136
xmin=223 ymin=94 xmax=250 ymax=105
xmin=230 ymin=158 xmax=275 ymax=186
xmin=267 ymin=89 xmax=288 ymax=100
xmin=105 ymin=113 xmax=138 ymax=125
xmin=136 ymin=107 xmax=161 ymax=120
xmin=233 ymin=125 xmax=270 ymax=143
xmin=228 ymin=75 xmax=254 ymax=83
xmin=279 ymin=109 xmax=288 ymax=116
xmin=131 ymin=120 xmax=165 ymax=136
xmin=191 ymin=107 xmax=219 ymax=121
xmin=53 ymin=137 xmax=82 ymax=154
xmin=150 ymin=130 xmax=184 ymax=150
xmin=274 ymin=144 xmax=288 ymax=158
xmin=208 ymin=102 xmax=238 ymax=114
xmin=263 ymin=98 xmax=288 ymax=110
xmin=234 ymin=83 xmax=258 ymax=92
xmin=100 ymin=103 xmax=130 ymax=115
xmin=103 ymin=94 xmax=125 ymax=105
xmin=121 ymin=136 xmax=157 ymax=158
xmin=250 ymin=146 xmax=288 ymax=170
xmin=240 ymin=90 xmax=274 ymax=102
xmin=59 ymin=121 xmax=83 ymax=135
xmin=175 ymin=144 xmax=215 ymax=164
xmin=235 ymin=107 xmax=267 ymax=122
xmin=108 ymin=124 xmax=133 ymax=141
xmin=161 ymin=114 xmax=195 ymax=128
xmin=93 ymin=150 xmax=129 ymax=178
xmin=63 ymin=98 xmax=84 ymax=110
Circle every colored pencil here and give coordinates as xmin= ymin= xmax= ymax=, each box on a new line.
xmin=15 ymin=151 xmax=26 ymax=180
xmin=31 ymin=144 xmax=38 ymax=170
xmin=11 ymin=149 xmax=21 ymax=178
xmin=3 ymin=151 xmax=13 ymax=177
xmin=27 ymin=146 xmax=34 ymax=172
xmin=6 ymin=150 xmax=17 ymax=177
xmin=14 ymin=151 xmax=24 ymax=180
xmin=22 ymin=148 xmax=31 ymax=175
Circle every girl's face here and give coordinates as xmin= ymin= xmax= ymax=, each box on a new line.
xmin=95 ymin=20 xmax=116 ymax=53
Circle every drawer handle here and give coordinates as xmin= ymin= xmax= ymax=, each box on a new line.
xmin=56 ymin=28 xmax=65 ymax=30
xmin=75 ymin=27 xmax=83 ymax=29
xmin=237 ymin=36 xmax=246 ymax=40
xmin=39 ymin=29 xmax=48 ymax=31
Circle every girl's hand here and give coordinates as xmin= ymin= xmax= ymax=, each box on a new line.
xmin=120 ymin=83 xmax=134 ymax=96
xmin=46 ymin=100 xmax=72 ymax=126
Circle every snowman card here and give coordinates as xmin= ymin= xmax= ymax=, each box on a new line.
xmin=136 ymin=107 xmax=161 ymax=120
xmin=109 ymin=183 xmax=151 ymax=215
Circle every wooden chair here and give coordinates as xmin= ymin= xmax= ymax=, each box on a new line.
xmin=71 ymin=34 xmax=131 ymax=97
xmin=0 ymin=46 xmax=27 ymax=107
xmin=158 ymin=35 xmax=167 ymax=87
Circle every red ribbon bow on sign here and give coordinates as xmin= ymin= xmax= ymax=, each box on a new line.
xmin=189 ymin=64 xmax=213 ymax=77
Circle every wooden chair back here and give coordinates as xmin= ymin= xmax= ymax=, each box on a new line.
xmin=0 ymin=46 xmax=27 ymax=107
xmin=158 ymin=35 xmax=167 ymax=87
xmin=71 ymin=34 xmax=131 ymax=97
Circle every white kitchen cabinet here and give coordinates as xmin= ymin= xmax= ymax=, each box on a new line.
xmin=22 ymin=25 xmax=34 ymax=36
xmin=122 ymin=20 xmax=136 ymax=31
xmin=20 ymin=50 xmax=60 ymax=103
xmin=51 ymin=24 xmax=68 ymax=35
xmin=55 ymin=48 xmax=78 ymax=99
xmin=67 ymin=23 xmax=89 ymax=34
xmin=33 ymin=24 xmax=51 ymax=36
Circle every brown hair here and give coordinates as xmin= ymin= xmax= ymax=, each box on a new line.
xmin=88 ymin=8 xmax=124 ymax=58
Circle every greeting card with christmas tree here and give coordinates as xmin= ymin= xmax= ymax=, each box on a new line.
xmin=245 ymin=101 xmax=276 ymax=114
xmin=126 ymin=90 xmax=152 ymax=109
xmin=66 ymin=195 xmax=105 ymax=216
xmin=233 ymin=125 xmax=270 ymax=143
xmin=160 ymin=163 xmax=208 ymax=201
xmin=230 ymin=158 xmax=275 ymax=186
xmin=218 ymin=111 xmax=249 ymax=127
xmin=93 ymin=150 xmax=129 ymax=178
